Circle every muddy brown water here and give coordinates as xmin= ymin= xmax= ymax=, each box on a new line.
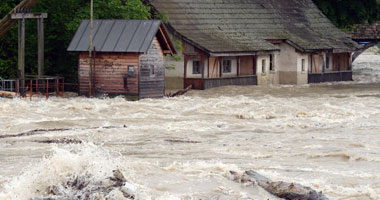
xmin=0 ymin=51 xmax=380 ymax=199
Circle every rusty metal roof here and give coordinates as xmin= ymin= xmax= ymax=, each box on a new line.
xmin=150 ymin=0 xmax=359 ymax=53
xmin=68 ymin=20 xmax=163 ymax=53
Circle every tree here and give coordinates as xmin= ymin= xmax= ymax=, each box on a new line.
xmin=313 ymin=0 xmax=380 ymax=29
xmin=0 ymin=0 xmax=151 ymax=82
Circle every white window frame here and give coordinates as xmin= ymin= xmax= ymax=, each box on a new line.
xmin=222 ymin=59 xmax=232 ymax=73
xmin=192 ymin=60 xmax=201 ymax=74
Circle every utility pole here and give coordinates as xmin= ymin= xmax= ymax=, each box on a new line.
xmin=89 ymin=0 xmax=93 ymax=97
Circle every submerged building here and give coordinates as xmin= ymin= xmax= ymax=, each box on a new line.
xmin=68 ymin=20 xmax=175 ymax=98
xmin=150 ymin=0 xmax=359 ymax=89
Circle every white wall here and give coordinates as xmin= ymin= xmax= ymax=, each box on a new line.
xmin=221 ymin=57 xmax=238 ymax=77
xmin=257 ymin=55 xmax=275 ymax=85
xmin=186 ymin=59 xmax=208 ymax=78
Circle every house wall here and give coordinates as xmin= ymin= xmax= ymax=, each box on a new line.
xmin=332 ymin=53 xmax=350 ymax=71
xmin=275 ymin=43 xmax=298 ymax=84
xmin=256 ymin=55 xmax=275 ymax=85
xmin=186 ymin=59 xmax=208 ymax=78
xmin=139 ymin=37 xmax=165 ymax=98
xmin=221 ymin=57 xmax=238 ymax=78
xmin=296 ymin=54 xmax=309 ymax=84
xmin=275 ymin=43 xmax=308 ymax=85
xmin=239 ymin=56 xmax=256 ymax=76
xmin=78 ymin=52 xmax=140 ymax=96
xmin=164 ymin=34 xmax=184 ymax=89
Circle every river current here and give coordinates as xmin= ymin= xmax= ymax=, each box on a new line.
xmin=0 ymin=49 xmax=380 ymax=200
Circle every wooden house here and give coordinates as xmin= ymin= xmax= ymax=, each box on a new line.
xmin=68 ymin=20 xmax=175 ymax=98
xmin=150 ymin=0 xmax=359 ymax=89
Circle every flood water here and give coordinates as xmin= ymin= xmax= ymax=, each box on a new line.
xmin=1 ymin=49 xmax=380 ymax=200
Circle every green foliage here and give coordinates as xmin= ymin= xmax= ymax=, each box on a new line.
xmin=313 ymin=0 xmax=380 ymax=29
xmin=0 ymin=0 xmax=151 ymax=82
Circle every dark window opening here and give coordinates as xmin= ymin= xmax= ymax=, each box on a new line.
xmin=128 ymin=65 xmax=135 ymax=77
xmin=223 ymin=59 xmax=232 ymax=73
xmin=270 ymin=55 xmax=274 ymax=71
xmin=193 ymin=60 xmax=201 ymax=74
xmin=262 ymin=59 xmax=266 ymax=74
xmin=326 ymin=54 xmax=330 ymax=69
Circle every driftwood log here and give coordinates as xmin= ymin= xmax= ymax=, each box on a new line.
xmin=0 ymin=91 xmax=16 ymax=98
xmin=230 ymin=170 xmax=329 ymax=200
xmin=167 ymin=85 xmax=192 ymax=97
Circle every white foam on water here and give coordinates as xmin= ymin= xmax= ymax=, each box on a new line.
xmin=0 ymin=143 xmax=122 ymax=200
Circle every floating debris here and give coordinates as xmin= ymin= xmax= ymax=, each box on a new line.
xmin=229 ymin=170 xmax=329 ymax=200
xmin=165 ymin=139 xmax=201 ymax=144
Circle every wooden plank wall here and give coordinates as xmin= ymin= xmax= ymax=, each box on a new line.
xmin=240 ymin=56 xmax=256 ymax=75
xmin=208 ymin=57 xmax=219 ymax=78
xmin=333 ymin=53 xmax=350 ymax=71
xmin=79 ymin=52 xmax=139 ymax=96
xmin=139 ymin=37 xmax=165 ymax=98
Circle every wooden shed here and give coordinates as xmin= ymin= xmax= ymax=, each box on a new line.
xmin=68 ymin=20 xmax=175 ymax=98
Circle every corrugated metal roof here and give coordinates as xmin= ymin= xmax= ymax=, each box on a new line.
xmin=67 ymin=20 xmax=162 ymax=53
xmin=150 ymin=0 xmax=359 ymax=53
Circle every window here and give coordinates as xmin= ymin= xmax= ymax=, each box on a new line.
xmin=149 ymin=65 xmax=155 ymax=76
xmin=301 ymin=59 xmax=305 ymax=72
xmin=262 ymin=59 xmax=266 ymax=74
xmin=326 ymin=54 xmax=330 ymax=69
xmin=192 ymin=60 xmax=201 ymax=74
xmin=270 ymin=55 xmax=274 ymax=71
xmin=128 ymin=65 xmax=135 ymax=77
xmin=223 ymin=59 xmax=232 ymax=73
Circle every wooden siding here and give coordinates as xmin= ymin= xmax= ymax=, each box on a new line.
xmin=308 ymin=71 xmax=352 ymax=83
xmin=333 ymin=53 xmax=350 ymax=71
xmin=185 ymin=76 xmax=257 ymax=90
xmin=240 ymin=56 xmax=256 ymax=75
xmin=79 ymin=52 xmax=139 ymax=96
xmin=208 ymin=57 xmax=219 ymax=78
xmin=139 ymin=37 xmax=165 ymax=98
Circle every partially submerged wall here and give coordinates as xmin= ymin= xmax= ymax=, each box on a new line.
xmin=78 ymin=52 xmax=139 ymax=96
xmin=139 ymin=37 xmax=165 ymax=98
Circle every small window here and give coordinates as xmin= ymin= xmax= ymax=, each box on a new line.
xmin=223 ymin=59 xmax=232 ymax=73
xmin=193 ymin=60 xmax=201 ymax=74
xmin=150 ymin=65 xmax=155 ymax=76
xmin=128 ymin=65 xmax=135 ymax=77
xmin=326 ymin=54 xmax=330 ymax=69
xmin=301 ymin=59 xmax=305 ymax=72
xmin=269 ymin=55 xmax=274 ymax=71
xmin=262 ymin=59 xmax=266 ymax=74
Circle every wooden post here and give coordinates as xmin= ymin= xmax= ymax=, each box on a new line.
xmin=207 ymin=56 xmax=210 ymax=78
xmin=61 ymin=78 xmax=64 ymax=97
xmin=56 ymin=78 xmax=59 ymax=96
xmin=237 ymin=56 xmax=240 ymax=77
xmin=46 ymin=79 xmax=48 ymax=99
xmin=18 ymin=18 xmax=25 ymax=81
xmin=29 ymin=79 xmax=32 ymax=100
xmin=37 ymin=18 xmax=44 ymax=77
xmin=89 ymin=0 xmax=93 ymax=97
xmin=219 ymin=57 xmax=223 ymax=78
xmin=92 ymin=47 xmax=96 ymax=96
xmin=201 ymin=56 xmax=205 ymax=79
xmin=184 ymin=56 xmax=188 ymax=78
xmin=253 ymin=56 xmax=255 ymax=75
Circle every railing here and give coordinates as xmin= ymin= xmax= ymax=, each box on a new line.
xmin=0 ymin=76 xmax=64 ymax=99
xmin=308 ymin=71 xmax=352 ymax=84
xmin=185 ymin=75 xmax=258 ymax=90
xmin=0 ymin=77 xmax=19 ymax=93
